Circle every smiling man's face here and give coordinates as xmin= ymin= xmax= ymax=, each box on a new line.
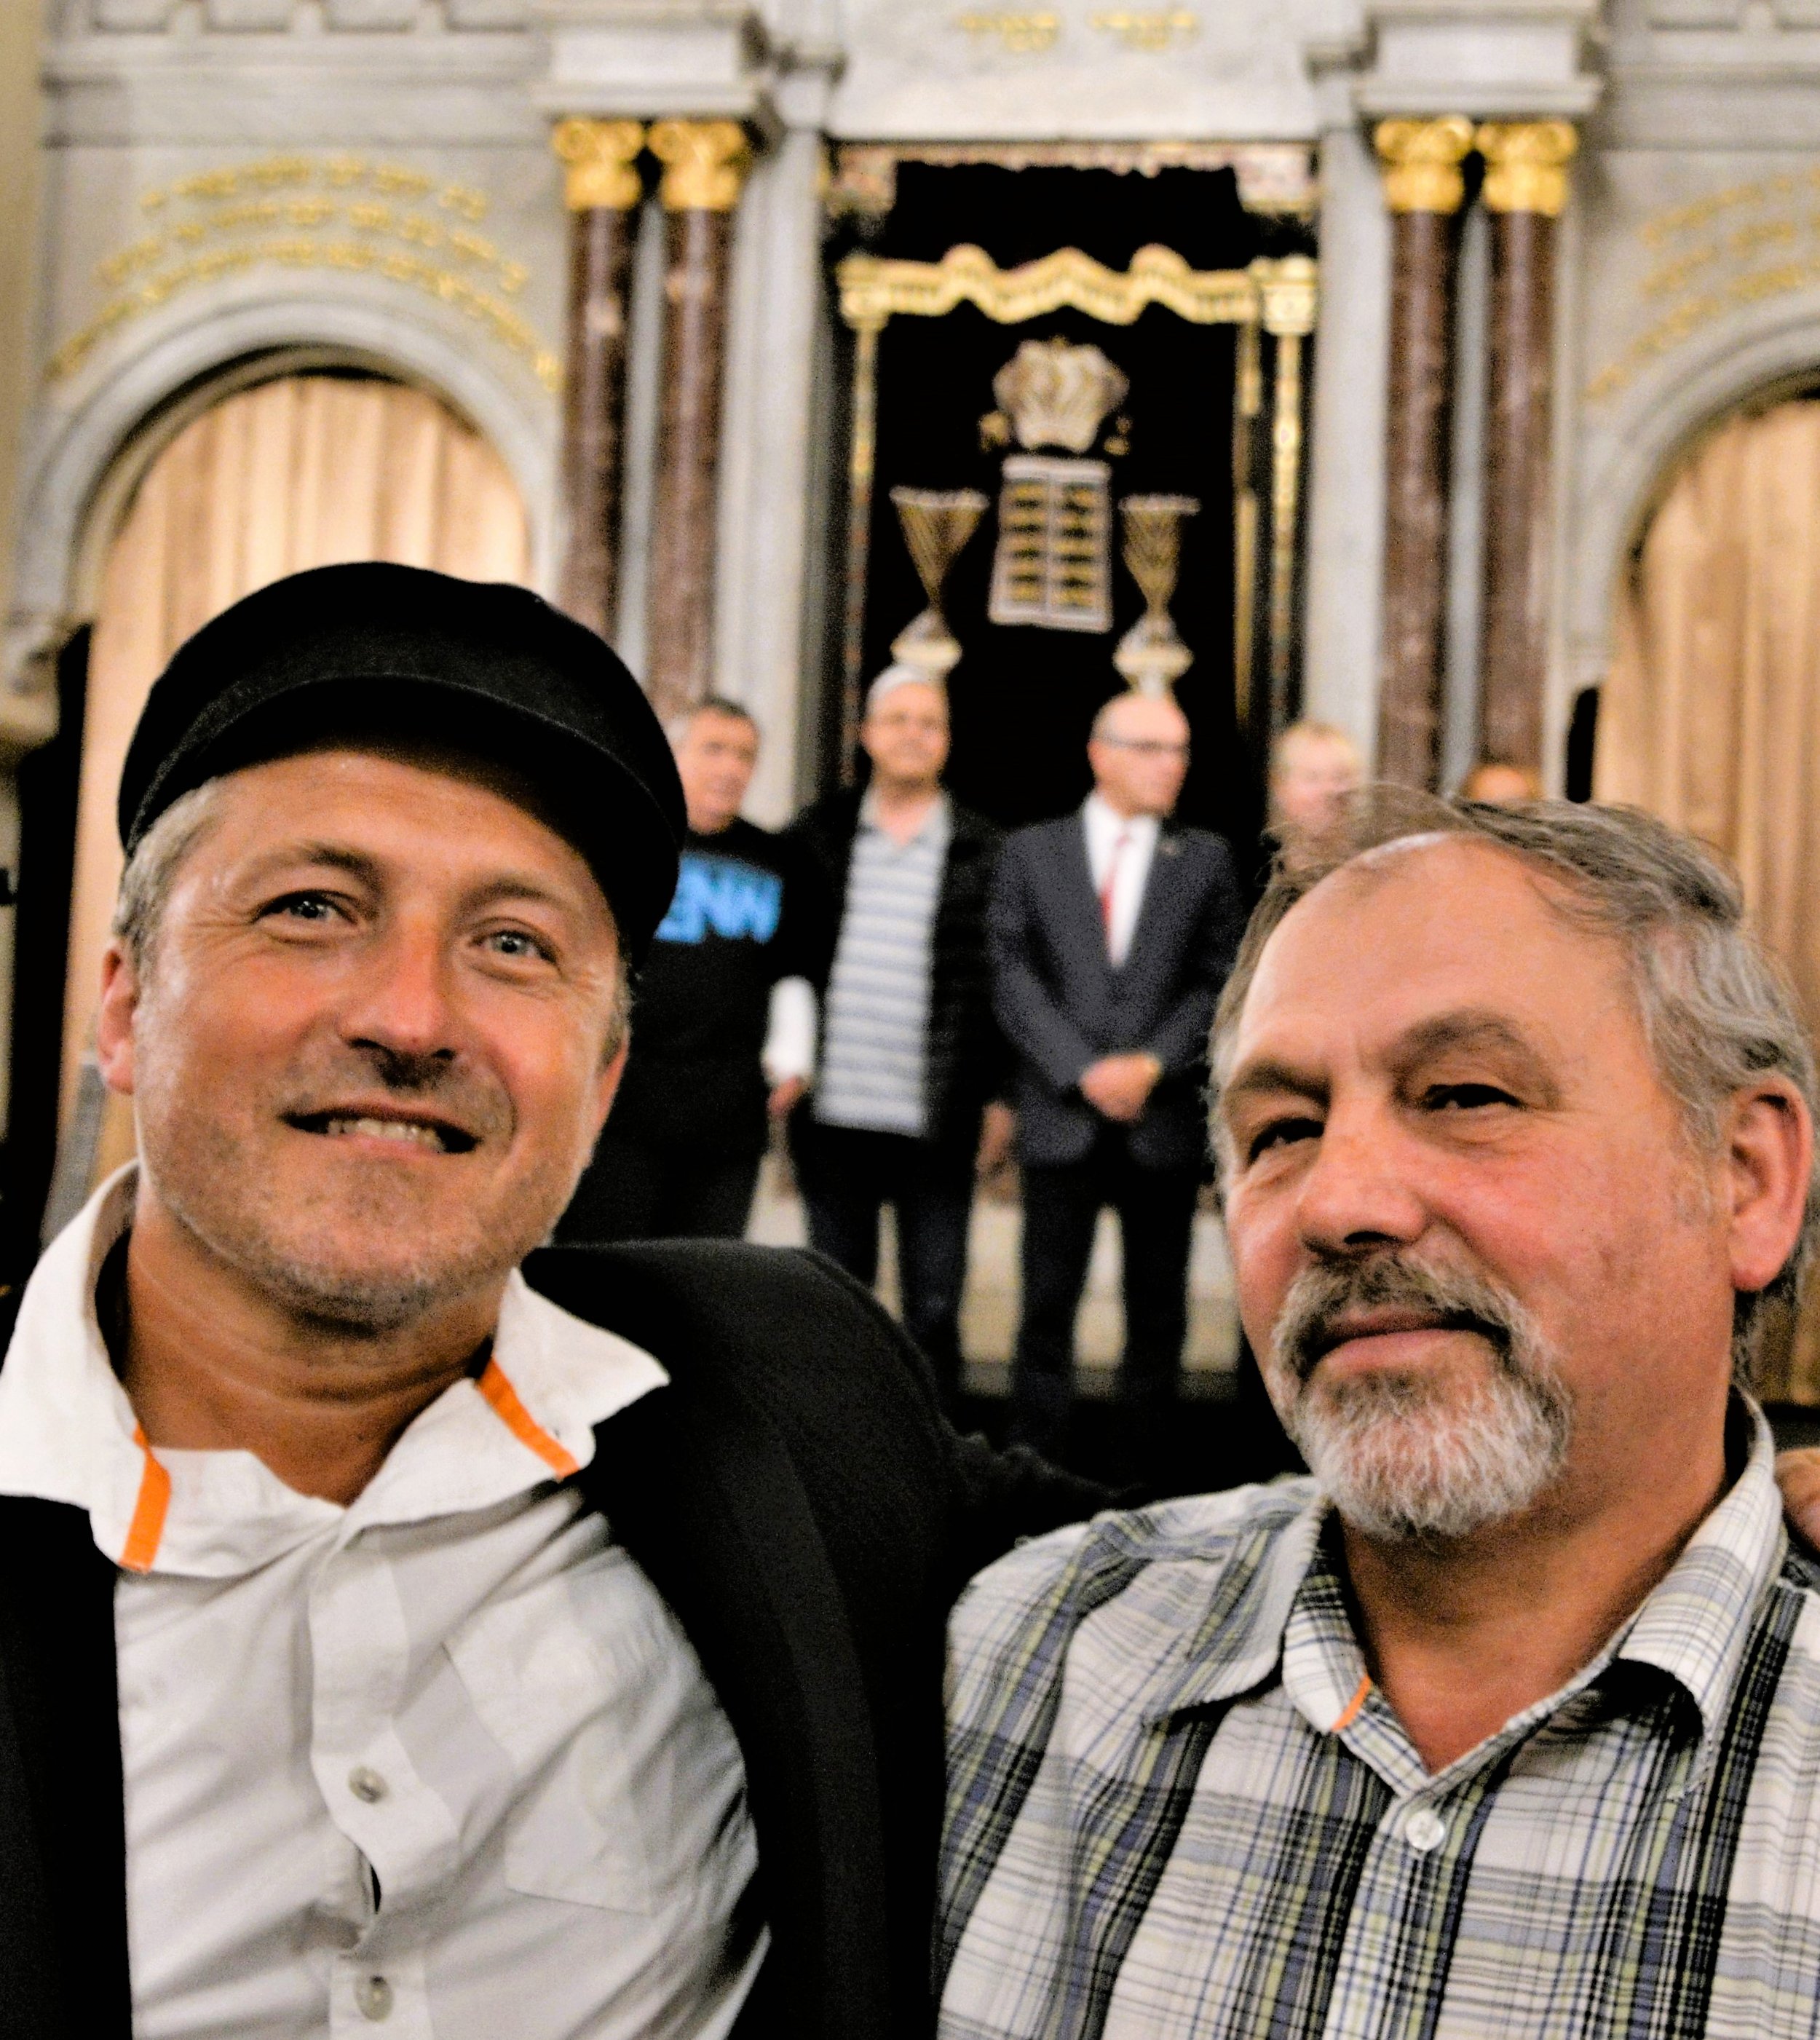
xmin=96 ymin=747 xmax=627 ymax=1334
xmin=1219 ymin=835 xmax=1744 ymax=1541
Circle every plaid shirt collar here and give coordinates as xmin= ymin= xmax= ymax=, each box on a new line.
xmin=1136 ymin=1399 xmax=1785 ymax=1767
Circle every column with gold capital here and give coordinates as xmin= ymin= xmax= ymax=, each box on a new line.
xmin=1373 ymin=116 xmax=1473 ymax=789
xmin=1476 ymin=121 xmax=1576 ymax=775
xmin=551 ymin=119 xmax=646 ymax=641
xmin=644 ymin=119 xmax=751 ymax=721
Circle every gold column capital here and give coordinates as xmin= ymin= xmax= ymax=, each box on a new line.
xmin=1251 ymin=253 xmax=1318 ymax=338
xmin=649 ymin=121 xmax=751 ymax=212
xmin=1374 ymin=116 xmax=1475 ymax=215
xmin=552 ymin=119 xmax=646 ymax=211
xmin=1476 ymin=121 xmax=1578 ymax=217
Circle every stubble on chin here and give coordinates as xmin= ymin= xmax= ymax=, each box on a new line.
xmin=136 ymin=1091 xmax=581 ymax=1338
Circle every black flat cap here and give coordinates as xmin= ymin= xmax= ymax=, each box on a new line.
xmin=117 ymin=563 xmax=684 ymax=963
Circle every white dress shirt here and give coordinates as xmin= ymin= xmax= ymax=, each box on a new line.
xmin=0 ymin=1169 xmax=765 ymax=2040
xmin=1082 ymin=794 xmax=1160 ymax=970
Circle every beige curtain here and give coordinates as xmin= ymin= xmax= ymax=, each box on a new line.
xmin=60 ymin=373 xmax=531 ymax=1185
xmin=1597 ymin=397 xmax=1820 ymax=1397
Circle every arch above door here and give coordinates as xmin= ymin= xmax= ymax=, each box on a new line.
xmin=1595 ymin=390 xmax=1820 ymax=1398
xmin=7 ymin=285 xmax=559 ymax=713
xmin=42 ymin=366 xmax=534 ymax=1225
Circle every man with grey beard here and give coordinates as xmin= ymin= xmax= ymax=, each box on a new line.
xmin=938 ymin=792 xmax=1820 ymax=2040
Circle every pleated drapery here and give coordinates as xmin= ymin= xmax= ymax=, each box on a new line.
xmin=1598 ymin=397 xmax=1820 ymax=1398
xmin=58 ymin=373 xmax=531 ymax=1180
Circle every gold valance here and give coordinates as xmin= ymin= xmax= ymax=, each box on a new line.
xmin=836 ymin=243 xmax=1273 ymax=334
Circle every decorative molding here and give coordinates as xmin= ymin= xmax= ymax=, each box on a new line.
xmin=1374 ymin=116 xmax=1475 ymax=215
xmin=44 ymin=155 xmax=556 ymax=388
xmin=836 ymin=242 xmax=1263 ymax=334
xmin=551 ymin=117 xmax=646 ymax=210
xmin=826 ymin=141 xmax=1318 ymax=221
xmin=81 ymin=0 xmax=533 ymax=31
xmin=649 ymin=119 xmax=750 ymax=211
xmin=1477 ymin=120 xmax=1578 ymax=216
xmin=1354 ymin=0 xmax=1602 ymax=121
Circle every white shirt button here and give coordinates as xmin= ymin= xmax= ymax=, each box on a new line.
xmin=1404 ymin=1807 xmax=1447 ymax=1853
xmin=347 ymin=1767 xmax=389 ymax=1805
xmin=354 ymin=1974 xmax=394 ymax=2022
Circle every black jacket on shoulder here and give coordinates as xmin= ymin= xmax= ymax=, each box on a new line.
xmin=0 ymin=1242 xmax=1104 ymax=2040
xmin=787 ymin=790 xmax=1008 ymax=1150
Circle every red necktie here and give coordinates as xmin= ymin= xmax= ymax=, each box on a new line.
xmin=1100 ymin=829 xmax=1131 ymax=953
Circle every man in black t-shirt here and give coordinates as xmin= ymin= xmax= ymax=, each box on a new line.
xmin=558 ymin=697 xmax=827 ymax=1242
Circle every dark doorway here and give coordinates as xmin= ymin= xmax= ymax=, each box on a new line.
xmin=0 ymin=626 xmax=90 ymax=1284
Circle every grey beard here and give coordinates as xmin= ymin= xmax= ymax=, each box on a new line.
xmin=1266 ymin=1254 xmax=1572 ymax=1543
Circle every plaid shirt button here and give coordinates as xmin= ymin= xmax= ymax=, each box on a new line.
xmin=1403 ymin=1806 xmax=1447 ymax=1853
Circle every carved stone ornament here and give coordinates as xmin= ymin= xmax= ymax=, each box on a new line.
xmin=552 ymin=119 xmax=646 ymax=213
xmin=649 ymin=122 xmax=751 ymax=213
xmin=992 ymin=338 xmax=1130 ymax=454
xmin=1374 ymin=117 xmax=1475 ymax=216
xmin=989 ymin=455 xmax=1114 ymax=633
xmin=1476 ymin=122 xmax=1578 ymax=218
xmin=888 ymin=488 xmax=989 ymax=680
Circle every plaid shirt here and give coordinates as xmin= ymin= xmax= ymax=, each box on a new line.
xmin=940 ymin=1407 xmax=1820 ymax=2040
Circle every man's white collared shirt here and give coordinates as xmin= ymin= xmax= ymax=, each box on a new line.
xmin=0 ymin=1169 xmax=764 ymax=2040
xmin=1082 ymin=795 xmax=1160 ymax=970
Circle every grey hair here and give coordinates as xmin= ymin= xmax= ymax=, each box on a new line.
xmin=111 ymin=780 xmax=229 ymax=979
xmin=665 ymin=695 xmax=759 ymax=747
xmin=1210 ymin=787 xmax=1820 ymax=1382
xmin=111 ymin=775 xmax=634 ymax=1061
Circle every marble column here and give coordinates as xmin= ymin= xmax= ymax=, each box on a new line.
xmin=550 ymin=119 xmax=646 ymax=641
xmin=644 ymin=119 xmax=751 ymax=722
xmin=1373 ymin=116 xmax=1473 ymax=790
xmin=1476 ymin=121 xmax=1576 ymax=773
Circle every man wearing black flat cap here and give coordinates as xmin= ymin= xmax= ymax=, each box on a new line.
xmin=0 ymin=563 xmax=1095 ymax=2040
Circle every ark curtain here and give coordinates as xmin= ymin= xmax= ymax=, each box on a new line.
xmin=848 ymin=166 xmax=1295 ymax=845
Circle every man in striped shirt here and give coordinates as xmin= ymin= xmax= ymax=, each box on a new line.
xmin=940 ymin=792 xmax=1820 ymax=2040
xmin=788 ymin=668 xmax=1008 ymax=1409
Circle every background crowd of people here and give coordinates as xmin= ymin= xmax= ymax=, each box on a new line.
xmin=561 ymin=674 xmax=1551 ymax=1485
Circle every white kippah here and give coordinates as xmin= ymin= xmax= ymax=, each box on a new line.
xmin=865 ymin=663 xmax=942 ymax=713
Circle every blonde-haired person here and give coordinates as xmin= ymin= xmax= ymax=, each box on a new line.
xmin=1269 ymin=720 xmax=1362 ymax=858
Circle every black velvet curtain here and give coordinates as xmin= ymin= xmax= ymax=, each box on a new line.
xmin=843 ymin=165 xmax=1310 ymax=850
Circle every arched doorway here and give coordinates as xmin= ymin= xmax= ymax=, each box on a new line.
xmin=32 ymin=366 xmax=531 ymax=1238
xmin=1596 ymin=392 xmax=1820 ymax=1396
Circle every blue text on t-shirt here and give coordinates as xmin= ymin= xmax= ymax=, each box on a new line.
xmin=655 ymin=853 xmax=784 ymax=946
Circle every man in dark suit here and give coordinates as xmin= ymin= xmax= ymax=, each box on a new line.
xmin=990 ymin=688 xmax=1246 ymax=1474
xmin=0 ymin=565 xmax=1096 ymax=2040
